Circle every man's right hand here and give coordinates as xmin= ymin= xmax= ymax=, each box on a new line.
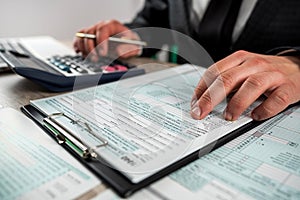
xmin=73 ymin=20 xmax=142 ymax=59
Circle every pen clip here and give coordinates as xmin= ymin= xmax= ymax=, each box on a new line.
xmin=43 ymin=112 xmax=108 ymax=159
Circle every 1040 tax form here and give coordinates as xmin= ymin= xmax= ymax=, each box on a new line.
xmin=29 ymin=64 xmax=260 ymax=183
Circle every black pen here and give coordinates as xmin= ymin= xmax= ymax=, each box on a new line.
xmin=75 ymin=32 xmax=147 ymax=46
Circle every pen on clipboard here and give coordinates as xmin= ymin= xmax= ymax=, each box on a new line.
xmin=75 ymin=32 xmax=147 ymax=46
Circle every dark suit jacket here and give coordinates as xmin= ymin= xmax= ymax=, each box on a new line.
xmin=126 ymin=0 xmax=300 ymax=62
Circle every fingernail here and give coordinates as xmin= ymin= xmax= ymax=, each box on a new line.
xmin=252 ymin=113 xmax=260 ymax=121
xmin=224 ymin=111 xmax=233 ymax=121
xmin=191 ymin=98 xmax=197 ymax=107
xmin=192 ymin=106 xmax=201 ymax=117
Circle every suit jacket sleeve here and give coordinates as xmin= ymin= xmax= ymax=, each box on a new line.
xmin=125 ymin=0 xmax=300 ymax=60
xmin=124 ymin=0 xmax=174 ymax=57
xmin=125 ymin=0 xmax=170 ymax=29
xmin=266 ymin=46 xmax=300 ymax=56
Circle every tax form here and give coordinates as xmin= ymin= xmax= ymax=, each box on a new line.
xmin=0 ymin=108 xmax=100 ymax=200
xmin=30 ymin=64 xmax=258 ymax=183
xmin=93 ymin=105 xmax=300 ymax=200
xmin=150 ymin=105 xmax=300 ymax=200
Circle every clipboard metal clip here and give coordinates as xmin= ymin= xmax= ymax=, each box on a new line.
xmin=42 ymin=112 xmax=108 ymax=159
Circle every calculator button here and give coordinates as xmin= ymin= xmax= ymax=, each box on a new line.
xmin=113 ymin=65 xmax=128 ymax=71
xmin=0 ymin=43 xmax=5 ymax=51
xmin=70 ymin=64 xmax=77 ymax=69
xmin=58 ymin=64 xmax=70 ymax=72
xmin=1 ymin=42 xmax=13 ymax=52
xmin=9 ymin=42 xmax=28 ymax=56
xmin=101 ymin=66 xmax=115 ymax=72
xmin=53 ymin=61 xmax=61 ymax=66
xmin=48 ymin=58 xmax=56 ymax=63
xmin=48 ymin=55 xmax=131 ymax=75
xmin=75 ymin=67 xmax=88 ymax=73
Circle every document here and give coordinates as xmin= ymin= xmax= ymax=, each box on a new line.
xmin=149 ymin=105 xmax=300 ymax=200
xmin=30 ymin=64 xmax=259 ymax=183
xmin=0 ymin=108 xmax=100 ymax=200
xmin=92 ymin=105 xmax=300 ymax=200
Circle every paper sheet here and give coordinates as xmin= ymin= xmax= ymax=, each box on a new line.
xmin=0 ymin=108 xmax=100 ymax=200
xmin=94 ymin=105 xmax=300 ymax=200
xmin=30 ymin=64 xmax=258 ymax=183
xmin=149 ymin=105 xmax=300 ymax=200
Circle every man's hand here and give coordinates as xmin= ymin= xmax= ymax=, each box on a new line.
xmin=191 ymin=50 xmax=300 ymax=121
xmin=73 ymin=20 xmax=141 ymax=59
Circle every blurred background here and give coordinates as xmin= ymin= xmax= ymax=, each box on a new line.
xmin=0 ymin=0 xmax=144 ymax=40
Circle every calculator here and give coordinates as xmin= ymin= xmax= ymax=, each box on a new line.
xmin=0 ymin=36 xmax=145 ymax=92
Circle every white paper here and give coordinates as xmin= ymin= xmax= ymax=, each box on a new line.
xmin=149 ymin=105 xmax=300 ymax=200
xmin=30 ymin=64 xmax=257 ymax=183
xmin=0 ymin=108 xmax=101 ymax=200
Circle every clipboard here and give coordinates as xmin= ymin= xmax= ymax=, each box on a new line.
xmin=21 ymin=104 xmax=262 ymax=198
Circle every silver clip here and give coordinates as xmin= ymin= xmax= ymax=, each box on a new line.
xmin=43 ymin=112 xmax=108 ymax=159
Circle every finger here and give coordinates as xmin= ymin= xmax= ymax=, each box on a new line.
xmin=212 ymin=50 xmax=253 ymax=72
xmin=95 ymin=20 xmax=129 ymax=56
xmin=192 ymin=50 xmax=252 ymax=105
xmin=225 ymin=71 xmax=285 ymax=121
xmin=84 ymin=28 xmax=98 ymax=58
xmin=96 ymin=27 xmax=109 ymax=56
xmin=73 ymin=42 xmax=80 ymax=53
xmin=73 ymin=28 xmax=84 ymax=52
xmin=258 ymin=91 xmax=293 ymax=121
xmin=251 ymin=73 xmax=300 ymax=120
xmin=74 ymin=29 xmax=87 ymax=55
xmin=192 ymin=66 xmax=219 ymax=101
xmin=91 ymin=21 xmax=105 ymax=56
xmin=81 ymin=29 xmax=92 ymax=56
xmin=73 ymin=37 xmax=80 ymax=53
xmin=191 ymin=58 xmax=274 ymax=120
xmin=251 ymin=86 xmax=291 ymax=121
xmin=115 ymin=44 xmax=141 ymax=58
